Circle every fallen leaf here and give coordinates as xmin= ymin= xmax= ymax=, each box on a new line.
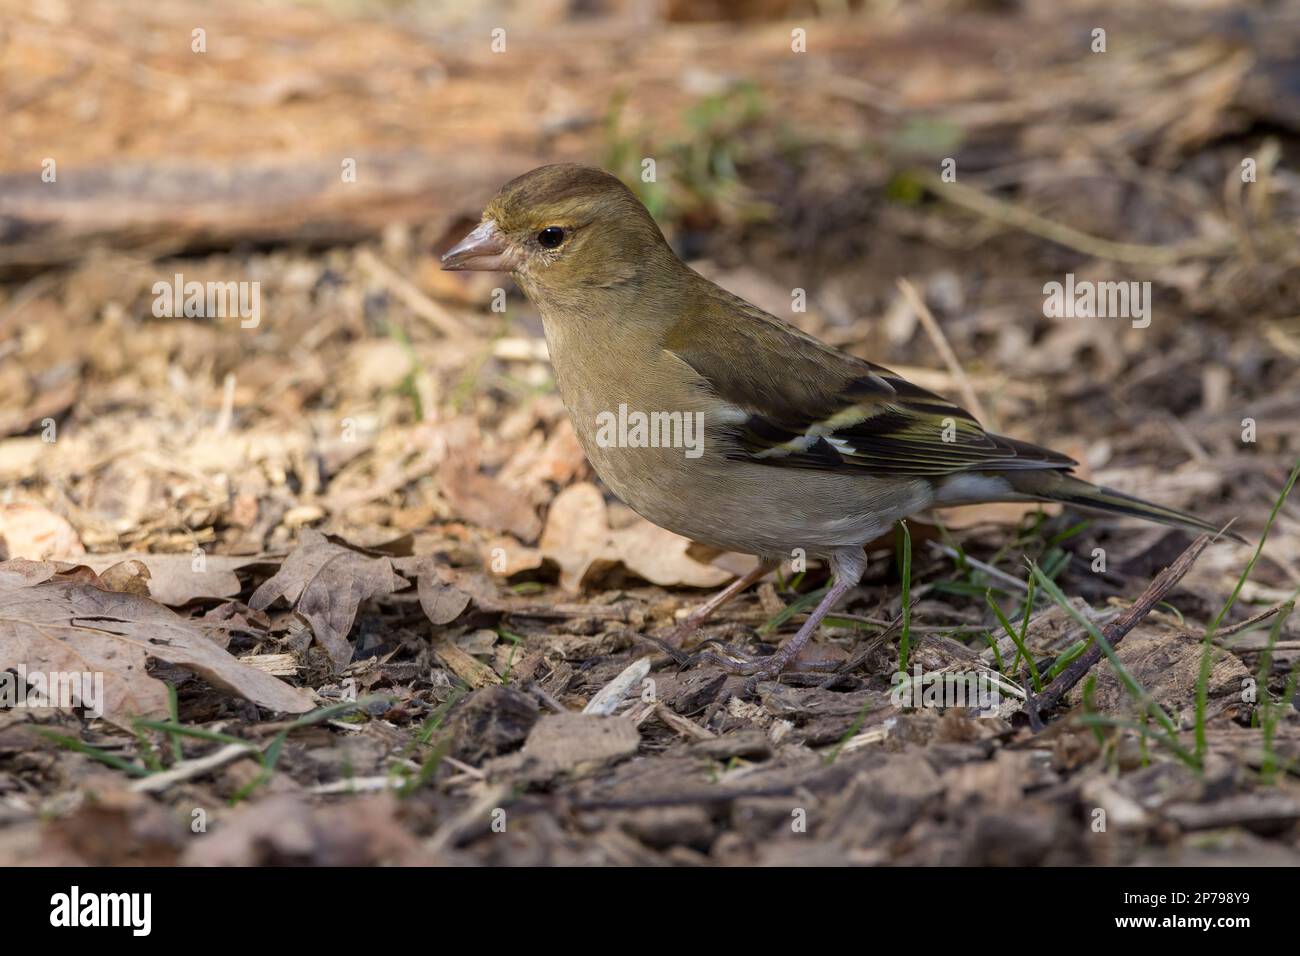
xmin=96 ymin=559 xmax=152 ymax=597
xmin=0 ymin=562 xmax=315 ymax=729
xmin=613 ymin=520 xmax=732 ymax=589
xmin=437 ymin=418 xmax=544 ymax=541
xmin=480 ymin=535 xmax=545 ymax=577
xmin=417 ymin=563 xmax=472 ymax=625
xmin=0 ymin=503 xmax=84 ymax=560
xmin=81 ymin=552 xmax=258 ymax=606
xmin=539 ymin=482 xmax=611 ymax=591
xmin=249 ymin=529 xmax=407 ymax=670
xmin=540 ymin=483 xmax=730 ymax=592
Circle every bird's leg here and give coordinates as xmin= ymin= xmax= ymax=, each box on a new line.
xmin=690 ymin=577 xmax=854 ymax=694
xmin=658 ymin=559 xmax=777 ymax=648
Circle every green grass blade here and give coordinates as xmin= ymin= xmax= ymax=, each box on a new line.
xmin=34 ymin=730 xmax=151 ymax=778
xmin=1030 ymin=561 xmax=1183 ymax=744
xmin=897 ymin=520 xmax=913 ymax=672
xmin=986 ymin=590 xmax=1041 ymax=691
xmin=1195 ymin=456 xmax=1300 ymax=759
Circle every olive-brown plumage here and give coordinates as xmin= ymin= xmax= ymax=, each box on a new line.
xmin=442 ymin=163 xmax=1236 ymax=683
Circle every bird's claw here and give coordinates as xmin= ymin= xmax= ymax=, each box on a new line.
xmin=682 ymin=643 xmax=839 ymax=695
xmin=638 ymin=622 xmax=757 ymax=666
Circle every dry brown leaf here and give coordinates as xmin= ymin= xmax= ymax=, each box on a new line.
xmin=80 ymin=552 xmax=256 ymax=605
xmin=479 ymin=534 xmax=545 ymax=577
xmin=540 ymin=483 xmax=730 ymax=592
xmin=417 ymin=563 xmax=471 ymax=625
xmin=437 ymin=418 xmax=544 ymax=542
xmin=96 ymin=559 xmax=153 ymax=597
xmin=249 ymin=529 xmax=407 ymax=670
xmin=613 ymin=520 xmax=732 ymax=590
xmin=0 ymin=561 xmax=315 ymax=729
xmin=441 ymin=462 xmax=544 ymax=541
xmin=0 ymin=503 xmax=84 ymax=560
xmin=539 ymin=482 xmax=610 ymax=592
xmin=497 ymin=417 xmax=588 ymax=502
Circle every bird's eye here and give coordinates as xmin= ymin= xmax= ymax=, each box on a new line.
xmin=537 ymin=226 xmax=566 ymax=249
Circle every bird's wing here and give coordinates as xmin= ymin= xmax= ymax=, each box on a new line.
xmin=663 ymin=293 xmax=1075 ymax=479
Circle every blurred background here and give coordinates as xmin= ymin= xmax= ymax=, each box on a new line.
xmin=1 ymin=0 xmax=1297 ymax=578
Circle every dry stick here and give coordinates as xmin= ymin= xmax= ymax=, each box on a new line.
xmin=918 ymin=173 xmax=1231 ymax=266
xmin=355 ymin=248 xmax=465 ymax=339
xmin=1213 ymin=601 xmax=1288 ymax=638
xmin=653 ymin=702 xmax=716 ymax=741
xmin=896 ymin=277 xmax=988 ymax=424
xmin=1026 ymin=533 xmax=1211 ymax=726
xmin=129 ymin=742 xmax=254 ymax=794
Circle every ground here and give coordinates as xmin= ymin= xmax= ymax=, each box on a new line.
xmin=1 ymin=0 xmax=1299 ymax=865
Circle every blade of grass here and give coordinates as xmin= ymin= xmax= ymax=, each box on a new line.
xmin=134 ymin=720 xmax=255 ymax=748
xmin=897 ymin=520 xmax=912 ymax=672
xmin=132 ymin=724 xmax=163 ymax=773
xmin=385 ymin=685 xmax=467 ymax=791
xmin=1195 ymin=456 xmax=1300 ymax=760
xmin=1030 ymin=562 xmax=1184 ymax=747
xmin=1076 ymin=713 xmax=1197 ymax=766
xmin=232 ymin=697 xmax=386 ymax=803
xmin=823 ymin=696 xmax=878 ymax=765
xmin=986 ymin=590 xmax=1041 ymax=691
xmin=33 ymin=730 xmax=151 ymax=777
xmin=1044 ymin=638 xmax=1090 ymax=682
xmin=981 ymin=631 xmax=1005 ymax=672
xmin=497 ymin=628 xmax=523 ymax=685
xmin=397 ymin=735 xmax=453 ymax=798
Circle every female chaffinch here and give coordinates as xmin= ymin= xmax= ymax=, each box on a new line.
xmin=443 ymin=164 xmax=1236 ymax=685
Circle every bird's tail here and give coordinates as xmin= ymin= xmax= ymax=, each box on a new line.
xmin=1000 ymin=471 xmax=1246 ymax=544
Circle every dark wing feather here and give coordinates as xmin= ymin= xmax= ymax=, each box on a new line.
xmin=664 ymin=290 xmax=1074 ymax=480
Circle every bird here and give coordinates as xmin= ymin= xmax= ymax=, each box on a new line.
xmin=442 ymin=163 xmax=1238 ymax=687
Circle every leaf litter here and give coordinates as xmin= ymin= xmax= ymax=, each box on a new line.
xmin=0 ymin=0 xmax=1298 ymax=866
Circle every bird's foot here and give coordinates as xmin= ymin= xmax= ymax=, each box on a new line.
xmin=684 ymin=639 xmax=839 ymax=695
xmin=637 ymin=621 xmax=754 ymax=665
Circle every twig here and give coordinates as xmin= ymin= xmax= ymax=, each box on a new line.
xmin=919 ymin=173 xmax=1230 ymax=266
xmin=896 ymin=277 xmax=988 ymax=423
xmin=1026 ymin=534 xmax=1211 ymax=720
xmin=310 ymin=776 xmax=403 ymax=795
xmin=129 ymin=742 xmax=254 ymax=793
xmin=653 ymin=702 xmax=716 ymax=741
xmin=214 ymin=372 xmax=236 ymax=436
xmin=929 ymin=541 xmax=1027 ymax=592
xmin=355 ymin=248 xmax=465 ymax=339
xmin=582 ymin=657 xmax=651 ymax=715
xmin=1213 ymin=601 xmax=1289 ymax=638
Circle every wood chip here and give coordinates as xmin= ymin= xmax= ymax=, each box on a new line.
xmin=582 ymin=657 xmax=651 ymax=716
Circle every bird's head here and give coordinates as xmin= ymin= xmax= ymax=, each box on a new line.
xmin=440 ymin=164 xmax=672 ymax=295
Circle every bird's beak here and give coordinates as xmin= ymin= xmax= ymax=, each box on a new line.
xmin=440 ymin=220 xmax=520 ymax=272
